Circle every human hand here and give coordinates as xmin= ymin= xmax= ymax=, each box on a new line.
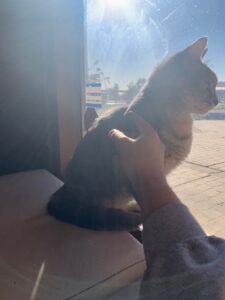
xmin=109 ymin=111 xmax=166 ymax=186
xmin=109 ymin=112 xmax=179 ymax=219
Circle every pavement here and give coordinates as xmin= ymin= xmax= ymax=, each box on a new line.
xmin=168 ymin=120 xmax=225 ymax=238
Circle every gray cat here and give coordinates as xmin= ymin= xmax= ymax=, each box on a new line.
xmin=47 ymin=37 xmax=218 ymax=230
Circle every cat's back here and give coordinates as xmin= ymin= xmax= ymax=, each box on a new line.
xmin=64 ymin=106 xmax=129 ymax=196
xmin=71 ymin=105 xmax=128 ymax=161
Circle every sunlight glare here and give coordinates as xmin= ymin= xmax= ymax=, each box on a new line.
xmin=30 ymin=262 xmax=45 ymax=300
xmin=104 ymin=0 xmax=131 ymax=13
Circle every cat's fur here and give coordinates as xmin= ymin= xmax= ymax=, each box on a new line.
xmin=47 ymin=37 xmax=218 ymax=230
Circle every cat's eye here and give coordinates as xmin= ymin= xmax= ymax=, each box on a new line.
xmin=204 ymin=82 xmax=215 ymax=91
xmin=207 ymin=83 xmax=213 ymax=90
xmin=210 ymin=82 xmax=217 ymax=91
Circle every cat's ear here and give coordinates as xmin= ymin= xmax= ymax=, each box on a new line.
xmin=184 ymin=37 xmax=208 ymax=59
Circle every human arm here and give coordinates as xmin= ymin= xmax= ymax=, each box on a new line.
xmin=110 ymin=112 xmax=225 ymax=299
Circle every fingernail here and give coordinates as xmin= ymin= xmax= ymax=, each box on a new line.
xmin=109 ymin=129 xmax=115 ymax=137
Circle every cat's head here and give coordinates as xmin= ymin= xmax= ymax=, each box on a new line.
xmin=178 ymin=37 xmax=218 ymax=114
xmin=129 ymin=37 xmax=218 ymax=117
xmin=154 ymin=37 xmax=218 ymax=115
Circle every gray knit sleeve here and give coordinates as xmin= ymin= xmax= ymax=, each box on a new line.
xmin=140 ymin=203 xmax=225 ymax=300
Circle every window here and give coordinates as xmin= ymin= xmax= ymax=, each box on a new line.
xmin=86 ymin=0 xmax=225 ymax=238
xmin=86 ymin=0 xmax=225 ymax=112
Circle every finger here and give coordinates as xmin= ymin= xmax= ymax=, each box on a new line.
xmin=109 ymin=129 xmax=128 ymax=140
xmin=126 ymin=111 xmax=158 ymax=137
xmin=109 ymin=129 xmax=134 ymax=149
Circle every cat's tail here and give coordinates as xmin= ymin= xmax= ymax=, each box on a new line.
xmin=47 ymin=186 xmax=141 ymax=231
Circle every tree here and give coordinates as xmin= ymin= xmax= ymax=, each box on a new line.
xmin=107 ymin=83 xmax=119 ymax=101
xmin=123 ymin=78 xmax=146 ymax=102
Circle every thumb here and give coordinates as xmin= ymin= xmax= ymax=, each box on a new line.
xmin=109 ymin=129 xmax=134 ymax=151
xmin=109 ymin=129 xmax=127 ymax=140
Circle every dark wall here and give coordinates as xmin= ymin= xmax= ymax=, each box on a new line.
xmin=0 ymin=1 xmax=85 ymax=176
xmin=0 ymin=1 xmax=56 ymax=175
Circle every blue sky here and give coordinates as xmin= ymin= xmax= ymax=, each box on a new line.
xmin=87 ymin=0 xmax=225 ymax=88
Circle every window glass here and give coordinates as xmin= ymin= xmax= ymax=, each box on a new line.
xmin=85 ymin=1 xmax=225 ymax=240
xmin=86 ymin=0 xmax=225 ymax=112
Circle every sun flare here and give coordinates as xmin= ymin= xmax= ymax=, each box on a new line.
xmin=104 ymin=0 xmax=131 ymax=12
xmin=91 ymin=0 xmax=136 ymax=25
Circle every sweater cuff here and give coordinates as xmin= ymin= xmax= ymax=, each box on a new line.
xmin=142 ymin=203 xmax=206 ymax=258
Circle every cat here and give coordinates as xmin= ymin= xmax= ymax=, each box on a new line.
xmin=47 ymin=37 xmax=218 ymax=231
